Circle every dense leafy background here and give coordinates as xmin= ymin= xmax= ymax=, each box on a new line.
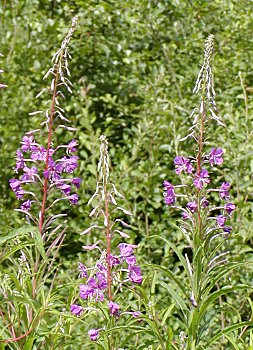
xmin=1 ymin=0 xmax=253 ymax=348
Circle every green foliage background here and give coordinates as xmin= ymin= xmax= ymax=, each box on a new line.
xmin=1 ymin=0 xmax=253 ymax=348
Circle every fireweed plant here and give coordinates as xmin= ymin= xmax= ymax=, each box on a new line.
xmin=70 ymin=135 xmax=144 ymax=348
xmin=1 ymin=17 xmax=80 ymax=348
xmin=158 ymin=35 xmax=252 ymax=349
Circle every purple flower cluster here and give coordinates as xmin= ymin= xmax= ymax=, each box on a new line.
xmin=163 ymin=147 xmax=235 ymax=234
xmin=79 ymin=271 xmax=107 ymax=302
xmin=70 ymin=244 xmax=143 ymax=340
xmin=74 ymin=244 xmax=142 ymax=308
xmin=70 ymin=135 xmax=142 ymax=341
xmin=9 ymin=135 xmax=81 ymax=211
xmin=118 ymin=243 xmax=143 ymax=284
xmin=163 ymin=181 xmax=176 ymax=205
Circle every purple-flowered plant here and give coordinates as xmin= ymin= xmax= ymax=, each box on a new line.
xmin=9 ymin=17 xmax=80 ymax=236
xmin=161 ymin=35 xmax=238 ymax=348
xmin=70 ymin=136 xmax=142 ymax=341
xmin=163 ymin=35 xmax=235 ymax=241
xmin=1 ymin=17 xmax=79 ymax=346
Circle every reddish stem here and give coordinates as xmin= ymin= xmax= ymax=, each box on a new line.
xmin=104 ymin=183 xmax=112 ymax=301
xmin=0 ymin=327 xmax=34 ymax=343
xmin=39 ymin=64 xmax=61 ymax=236
xmin=0 ymin=308 xmax=16 ymax=339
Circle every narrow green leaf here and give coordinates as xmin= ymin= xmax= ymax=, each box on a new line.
xmin=198 ymin=285 xmax=253 ymax=326
xmin=151 ymin=270 xmax=157 ymax=296
xmin=165 ymin=326 xmax=173 ymax=350
xmin=161 ymin=305 xmax=175 ymax=326
xmin=160 ymin=281 xmax=189 ymax=319
xmin=151 ymin=235 xmax=192 ymax=282
xmin=0 ymin=242 xmax=34 ymax=263
xmin=201 ymin=262 xmax=245 ymax=298
xmin=148 ymin=264 xmax=188 ymax=298
xmin=0 ymin=225 xmax=34 ymax=245
xmin=223 ymin=334 xmax=242 ymax=349
xmin=33 ymin=227 xmax=48 ymax=262
xmin=206 ymin=321 xmax=253 ymax=347
xmin=23 ymin=338 xmax=35 ymax=350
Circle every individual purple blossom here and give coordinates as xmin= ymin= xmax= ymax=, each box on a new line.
xmin=9 ymin=179 xmax=21 ymax=191
xmin=31 ymin=146 xmax=48 ymax=161
xmin=187 ymin=201 xmax=197 ymax=212
xmin=58 ymin=182 xmax=71 ymax=195
xmin=16 ymin=188 xmax=25 ymax=200
xmin=182 ymin=212 xmax=190 ymax=220
xmin=126 ymin=255 xmax=136 ymax=266
xmin=129 ymin=265 xmax=142 ymax=284
xmin=88 ymin=328 xmax=99 ymax=341
xmin=79 ymin=283 xmax=96 ymax=301
xmin=72 ymin=177 xmax=82 ymax=188
xmin=20 ymin=199 xmax=32 ymax=212
xmin=163 ymin=180 xmax=176 ymax=205
xmin=57 ymin=155 xmax=79 ymax=173
xmin=108 ymin=301 xmax=120 ymax=316
xmin=21 ymin=166 xmax=38 ymax=181
xmin=219 ymin=182 xmax=230 ymax=200
xmin=216 ymin=215 xmax=226 ymax=227
xmin=118 ymin=243 xmax=135 ymax=258
xmin=223 ymin=226 xmax=232 ymax=234
xmin=133 ymin=311 xmax=142 ymax=318
xmin=209 ymin=148 xmax=224 ymax=166
xmin=201 ymin=197 xmax=209 ymax=208
xmin=78 ymin=262 xmax=88 ymax=278
xmin=224 ymin=202 xmax=236 ymax=215
xmin=9 ymin=179 xmax=25 ymax=200
xmin=79 ymin=274 xmax=107 ymax=302
xmin=108 ymin=254 xmax=120 ymax=267
xmin=70 ymin=304 xmax=84 ymax=316
xmin=21 ymin=135 xmax=37 ymax=152
xmin=67 ymin=139 xmax=78 ymax=153
xmin=15 ymin=149 xmax=25 ymax=171
xmin=174 ymin=156 xmax=194 ymax=175
xmin=68 ymin=193 xmax=78 ymax=204
xmin=193 ymin=169 xmax=210 ymax=190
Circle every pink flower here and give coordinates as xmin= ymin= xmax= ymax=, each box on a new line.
xmin=129 ymin=265 xmax=142 ymax=284
xmin=108 ymin=301 xmax=120 ymax=316
xmin=70 ymin=304 xmax=84 ymax=316
xmin=193 ymin=169 xmax=210 ymax=190
xmin=174 ymin=156 xmax=193 ymax=174
xmin=88 ymin=329 xmax=99 ymax=341
xmin=209 ymin=148 xmax=223 ymax=166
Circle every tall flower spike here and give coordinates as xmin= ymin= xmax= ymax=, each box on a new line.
xmin=9 ymin=17 xmax=80 ymax=235
xmin=193 ymin=34 xmax=225 ymax=128
xmin=72 ymin=136 xmax=142 ymax=336
xmin=98 ymin=135 xmax=110 ymax=190
xmin=193 ymin=34 xmax=215 ymax=98
xmin=163 ymin=35 xmax=236 ymax=348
